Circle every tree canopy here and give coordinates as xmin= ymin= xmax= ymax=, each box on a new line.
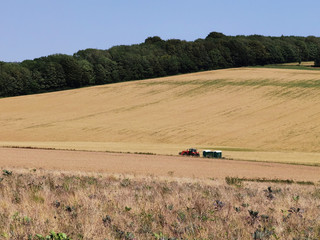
xmin=1 ymin=32 xmax=320 ymax=97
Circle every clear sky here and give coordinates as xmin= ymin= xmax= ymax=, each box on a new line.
xmin=1 ymin=0 xmax=320 ymax=62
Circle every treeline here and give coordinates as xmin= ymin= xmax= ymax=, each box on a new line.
xmin=1 ymin=32 xmax=320 ymax=97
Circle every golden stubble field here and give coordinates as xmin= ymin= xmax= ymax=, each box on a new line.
xmin=1 ymin=66 xmax=320 ymax=240
xmin=1 ymin=67 xmax=320 ymax=166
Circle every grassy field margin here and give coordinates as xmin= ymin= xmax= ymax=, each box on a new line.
xmin=0 ymin=168 xmax=319 ymax=239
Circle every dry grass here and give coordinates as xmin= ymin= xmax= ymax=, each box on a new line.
xmin=1 ymin=67 xmax=320 ymax=164
xmin=0 ymin=168 xmax=319 ymax=239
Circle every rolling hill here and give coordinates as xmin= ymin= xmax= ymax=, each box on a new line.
xmin=1 ymin=67 xmax=320 ymax=164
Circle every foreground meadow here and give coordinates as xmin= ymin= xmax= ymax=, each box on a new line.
xmin=0 ymin=168 xmax=319 ymax=239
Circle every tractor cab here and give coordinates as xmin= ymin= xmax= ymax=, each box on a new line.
xmin=179 ymin=148 xmax=200 ymax=157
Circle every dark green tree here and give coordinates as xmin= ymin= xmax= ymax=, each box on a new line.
xmin=206 ymin=32 xmax=226 ymax=40
xmin=314 ymin=47 xmax=320 ymax=67
xmin=144 ymin=36 xmax=163 ymax=44
xmin=78 ymin=59 xmax=95 ymax=85
xmin=59 ymin=55 xmax=82 ymax=87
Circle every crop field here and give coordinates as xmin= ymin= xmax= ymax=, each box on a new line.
xmin=0 ymin=147 xmax=319 ymax=182
xmin=1 ymin=67 xmax=320 ymax=166
xmin=0 ymin=66 xmax=320 ymax=239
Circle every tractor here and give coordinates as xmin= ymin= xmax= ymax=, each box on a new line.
xmin=179 ymin=148 xmax=200 ymax=157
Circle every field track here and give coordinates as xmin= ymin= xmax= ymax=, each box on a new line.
xmin=0 ymin=147 xmax=319 ymax=181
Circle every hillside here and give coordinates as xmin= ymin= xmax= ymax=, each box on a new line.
xmin=1 ymin=67 xmax=320 ymax=164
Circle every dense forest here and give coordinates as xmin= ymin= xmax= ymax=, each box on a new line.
xmin=1 ymin=32 xmax=320 ymax=97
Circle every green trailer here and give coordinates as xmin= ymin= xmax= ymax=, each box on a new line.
xmin=203 ymin=150 xmax=214 ymax=158
xmin=213 ymin=151 xmax=222 ymax=158
xmin=202 ymin=150 xmax=222 ymax=158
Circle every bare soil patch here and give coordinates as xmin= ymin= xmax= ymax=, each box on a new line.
xmin=1 ymin=147 xmax=319 ymax=181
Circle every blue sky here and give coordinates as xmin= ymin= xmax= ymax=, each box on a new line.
xmin=1 ymin=0 xmax=320 ymax=62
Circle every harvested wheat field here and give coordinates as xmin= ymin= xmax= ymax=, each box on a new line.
xmin=1 ymin=66 xmax=320 ymax=239
xmin=1 ymin=67 xmax=320 ymax=166
xmin=0 ymin=147 xmax=319 ymax=182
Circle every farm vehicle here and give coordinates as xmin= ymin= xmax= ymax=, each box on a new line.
xmin=179 ymin=148 xmax=222 ymax=158
xmin=179 ymin=148 xmax=200 ymax=157
xmin=202 ymin=150 xmax=222 ymax=158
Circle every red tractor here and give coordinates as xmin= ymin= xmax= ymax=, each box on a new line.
xmin=179 ymin=148 xmax=200 ymax=157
